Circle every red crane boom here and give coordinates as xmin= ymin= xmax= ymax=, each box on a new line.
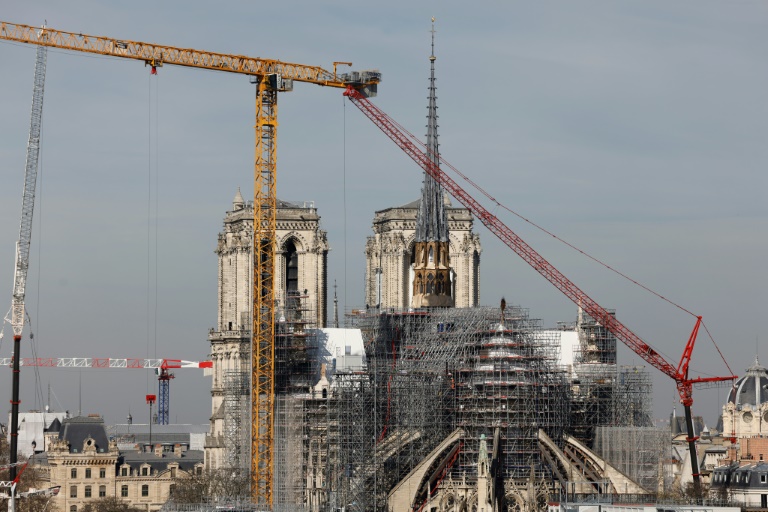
xmin=343 ymin=86 xmax=736 ymax=495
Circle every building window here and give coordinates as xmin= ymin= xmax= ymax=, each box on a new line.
xmin=84 ymin=486 xmax=91 ymax=498
xmin=762 ymin=474 xmax=767 ymax=483
xmin=85 ymin=468 xmax=91 ymax=479
xmin=70 ymin=486 xmax=77 ymax=498
xmin=121 ymin=485 xmax=128 ymax=498
xmin=141 ymin=467 xmax=149 ymax=476
xmin=99 ymin=468 xmax=106 ymax=478
xmin=169 ymin=484 xmax=175 ymax=497
xmin=171 ymin=467 xmax=177 ymax=478
xmin=141 ymin=485 xmax=149 ymax=497
xmin=196 ymin=466 xmax=202 ymax=476
xmin=99 ymin=486 xmax=106 ymax=498
xmin=70 ymin=506 xmax=77 ymax=512
xmin=285 ymin=240 xmax=299 ymax=293
xmin=120 ymin=467 xmax=128 ymax=477
xmin=71 ymin=468 xmax=77 ymax=479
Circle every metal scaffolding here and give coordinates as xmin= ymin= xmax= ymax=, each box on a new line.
xmin=219 ymin=302 xmax=654 ymax=511
xmin=272 ymin=291 xmax=319 ymax=511
xmin=593 ymin=426 xmax=668 ymax=494
xmin=223 ymin=370 xmax=250 ymax=471
xmin=321 ymin=304 xmax=571 ymax=510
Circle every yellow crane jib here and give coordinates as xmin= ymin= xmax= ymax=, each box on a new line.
xmin=0 ymin=21 xmax=380 ymax=94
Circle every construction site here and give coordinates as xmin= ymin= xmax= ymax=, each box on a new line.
xmin=0 ymin=12 xmax=743 ymax=512
xmin=209 ymin=292 xmax=662 ymax=511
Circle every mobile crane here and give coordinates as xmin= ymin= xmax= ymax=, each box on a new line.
xmin=0 ymin=20 xmax=380 ymax=506
xmin=0 ymin=27 xmax=47 ymax=512
xmin=343 ymin=86 xmax=737 ymax=497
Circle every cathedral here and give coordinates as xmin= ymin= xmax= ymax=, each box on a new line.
xmin=364 ymin=26 xmax=481 ymax=310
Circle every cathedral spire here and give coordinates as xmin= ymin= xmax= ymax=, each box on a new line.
xmin=415 ymin=17 xmax=448 ymax=244
xmin=411 ymin=18 xmax=453 ymax=309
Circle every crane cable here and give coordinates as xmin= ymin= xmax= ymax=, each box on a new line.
xmin=146 ymin=68 xmax=161 ymax=392
xmin=364 ymin=101 xmax=733 ymax=376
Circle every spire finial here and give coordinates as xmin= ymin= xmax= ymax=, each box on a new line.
xmin=430 ymin=17 xmax=436 ymax=62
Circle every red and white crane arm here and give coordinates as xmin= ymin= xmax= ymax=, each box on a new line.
xmin=343 ymin=87 xmax=735 ymax=397
xmin=0 ymin=357 xmax=212 ymax=369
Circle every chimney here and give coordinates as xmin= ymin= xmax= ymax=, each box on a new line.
xmin=173 ymin=444 xmax=182 ymax=457
xmin=154 ymin=443 xmax=163 ymax=457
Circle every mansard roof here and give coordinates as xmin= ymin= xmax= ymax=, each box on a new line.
xmin=58 ymin=416 xmax=110 ymax=453
xmin=119 ymin=449 xmax=204 ymax=472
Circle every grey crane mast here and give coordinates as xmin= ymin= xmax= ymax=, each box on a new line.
xmin=5 ymin=30 xmax=48 ymax=512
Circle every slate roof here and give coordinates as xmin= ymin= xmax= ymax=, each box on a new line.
xmin=47 ymin=417 xmax=61 ymax=433
xmin=59 ymin=416 xmax=110 ymax=453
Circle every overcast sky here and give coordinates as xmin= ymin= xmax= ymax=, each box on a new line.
xmin=1 ymin=1 xmax=766 ymax=428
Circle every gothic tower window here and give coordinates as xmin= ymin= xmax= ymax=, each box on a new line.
xmin=284 ymin=240 xmax=299 ymax=294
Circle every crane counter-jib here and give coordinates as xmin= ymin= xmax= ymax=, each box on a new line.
xmin=0 ymin=21 xmax=381 ymax=90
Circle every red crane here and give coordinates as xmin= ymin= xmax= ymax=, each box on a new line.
xmin=344 ymin=87 xmax=736 ymax=496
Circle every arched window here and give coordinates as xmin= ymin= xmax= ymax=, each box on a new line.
xmin=84 ymin=486 xmax=92 ymax=498
xmin=121 ymin=485 xmax=128 ymax=498
xmin=426 ymin=273 xmax=435 ymax=294
xmin=284 ymin=240 xmax=299 ymax=294
xmin=428 ymin=247 xmax=434 ymax=264
xmin=70 ymin=486 xmax=77 ymax=498
xmin=99 ymin=486 xmax=106 ymax=498
xmin=70 ymin=506 xmax=77 ymax=512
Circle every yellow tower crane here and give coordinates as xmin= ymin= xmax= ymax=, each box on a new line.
xmin=0 ymin=21 xmax=380 ymax=507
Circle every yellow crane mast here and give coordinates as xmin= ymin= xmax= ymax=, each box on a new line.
xmin=0 ymin=21 xmax=380 ymax=507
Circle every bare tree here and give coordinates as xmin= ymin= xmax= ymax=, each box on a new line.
xmin=80 ymin=497 xmax=143 ymax=512
xmin=170 ymin=469 xmax=249 ymax=504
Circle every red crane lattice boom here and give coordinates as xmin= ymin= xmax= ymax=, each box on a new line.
xmin=343 ymin=86 xmax=736 ymax=495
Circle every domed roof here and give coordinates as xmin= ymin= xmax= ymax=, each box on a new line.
xmin=728 ymin=357 xmax=768 ymax=407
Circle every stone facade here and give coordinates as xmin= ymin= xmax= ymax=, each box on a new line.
xmin=721 ymin=358 xmax=768 ymax=442
xmin=35 ymin=416 xmax=203 ymax=512
xmin=364 ymin=200 xmax=480 ymax=310
xmin=205 ymin=191 xmax=329 ymax=470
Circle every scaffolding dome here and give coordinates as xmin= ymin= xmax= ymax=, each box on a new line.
xmin=728 ymin=357 xmax=768 ymax=409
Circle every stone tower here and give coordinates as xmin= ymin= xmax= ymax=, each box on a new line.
xmin=205 ymin=190 xmax=329 ymax=469
xmin=364 ymin=22 xmax=481 ymax=310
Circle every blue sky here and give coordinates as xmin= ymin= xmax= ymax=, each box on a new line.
xmin=0 ymin=1 xmax=766 ymax=427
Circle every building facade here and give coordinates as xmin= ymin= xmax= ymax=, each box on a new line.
xmin=34 ymin=416 xmax=203 ymax=512
xmin=721 ymin=357 xmax=768 ymax=441
xmin=205 ymin=191 xmax=329 ymax=469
